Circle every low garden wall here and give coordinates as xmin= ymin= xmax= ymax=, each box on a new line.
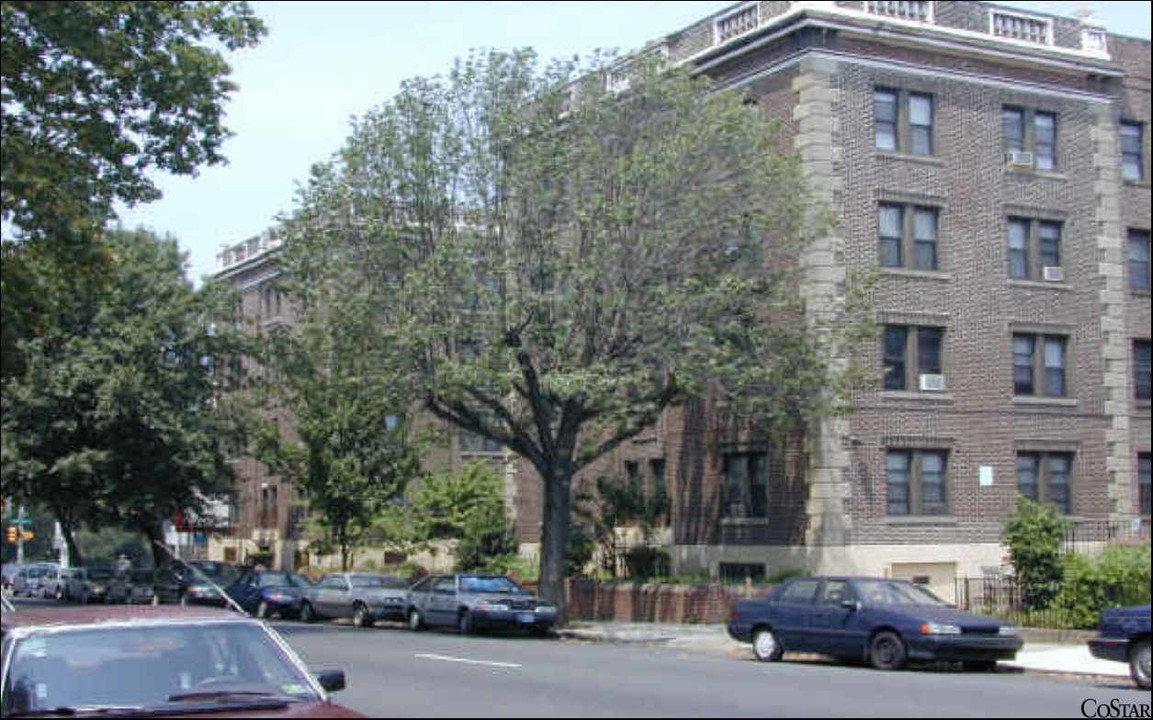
xmin=563 ymin=578 xmax=772 ymax=624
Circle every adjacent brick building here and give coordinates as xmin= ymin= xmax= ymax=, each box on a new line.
xmin=213 ymin=3 xmax=1150 ymax=596
xmin=516 ymin=1 xmax=1151 ymax=599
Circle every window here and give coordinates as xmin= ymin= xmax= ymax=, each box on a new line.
xmin=1007 ymin=218 xmax=1063 ymax=280
xmin=1131 ymin=230 xmax=1150 ymax=291
xmin=1140 ymin=454 xmax=1151 ymax=516
xmin=1013 ymin=334 xmax=1067 ymax=397
xmin=1136 ymin=340 xmax=1151 ymax=401
xmin=1003 ymin=107 xmax=1058 ymax=170
xmin=886 ymin=449 xmax=949 ymax=516
xmin=883 ymin=325 xmax=943 ymax=391
xmin=1017 ymin=452 xmax=1073 ymax=514
xmin=780 ymin=578 xmax=819 ymax=604
xmin=879 ymin=204 xmax=939 ymax=270
xmin=1121 ymin=122 xmax=1144 ymax=182
xmin=723 ymin=452 xmax=767 ymax=519
xmin=460 ymin=428 xmax=503 ymax=454
xmin=819 ymin=580 xmax=855 ymax=605
xmin=875 ymin=89 xmax=934 ymax=156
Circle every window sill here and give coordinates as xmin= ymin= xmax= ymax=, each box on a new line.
xmin=1004 ymin=168 xmax=1067 ymax=182
xmin=1122 ymin=179 xmax=1150 ymax=189
xmin=885 ymin=516 xmax=957 ymax=526
xmin=1012 ymin=396 xmax=1078 ymax=407
xmin=1130 ymin=288 xmax=1151 ymax=298
xmin=1007 ymin=279 xmax=1073 ymax=291
xmin=875 ymin=151 xmax=945 ymax=167
xmin=879 ymin=391 xmax=955 ymax=403
xmin=721 ymin=517 xmax=770 ymax=526
xmin=1134 ymin=400 xmax=1151 ymax=412
xmin=880 ymin=268 xmax=953 ymax=282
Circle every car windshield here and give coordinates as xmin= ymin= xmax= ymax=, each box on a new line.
xmin=87 ymin=568 xmax=114 ymax=581
xmin=1 ymin=621 xmax=319 ymax=716
xmin=458 ymin=576 xmax=523 ymax=594
xmin=350 ymin=575 xmax=407 ymax=589
xmin=855 ymin=580 xmax=949 ymax=606
xmin=257 ymin=572 xmax=294 ymax=588
xmin=189 ymin=562 xmax=237 ymax=582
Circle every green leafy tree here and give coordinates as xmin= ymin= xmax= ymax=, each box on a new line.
xmin=1 ymin=0 xmax=266 ymax=238
xmin=1 ymin=229 xmax=249 ymax=567
xmin=1 ymin=1 xmax=266 ymax=383
xmin=256 ymin=281 xmax=419 ymax=572
xmin=1003 ymin=496 xmax=1068 ymax=610
xmin=281 ymin=50 xmax=870 ymax=611
xmin=575 ymin=474 xmax=668 ymax=578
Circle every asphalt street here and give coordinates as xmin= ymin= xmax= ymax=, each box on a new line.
xmin=271 ymin=620 xmax=1151 ymax=718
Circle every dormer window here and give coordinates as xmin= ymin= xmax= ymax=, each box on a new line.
xmin=991 ymin=10 xmax=1052 ymax=45
xmin=715 ymin=4 xmax=758 ymax=44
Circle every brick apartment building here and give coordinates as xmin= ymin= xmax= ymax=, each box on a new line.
xmin=541 ymin=0 xmax=1151 ymax=598
xmin=212 ymin=2 xmax=1150 ymax=594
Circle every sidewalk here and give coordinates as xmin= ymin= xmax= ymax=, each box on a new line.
xmin=556 ymin=622 xmax=1132 ymax=678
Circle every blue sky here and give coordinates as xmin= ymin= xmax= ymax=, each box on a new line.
xmin=111 ymin=1 xmax=1153 ymax=284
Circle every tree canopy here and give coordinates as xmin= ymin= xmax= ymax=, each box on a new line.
xmin=0 ymin=229 xmax=249 ymax=566
xmin=280 ymin=49 xmax=870 ymax=609
xmin=1 ymin=0 xmax=266 ymax=238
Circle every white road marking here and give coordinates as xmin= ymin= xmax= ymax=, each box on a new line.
xmin=414 ymin=653 xmax=522 ymax=668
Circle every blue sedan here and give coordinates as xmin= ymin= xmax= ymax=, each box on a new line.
xmin=224 ymin=569 xmax=311 ymax=619
xmin=728 ymin=576 xmax=1023 ymax=670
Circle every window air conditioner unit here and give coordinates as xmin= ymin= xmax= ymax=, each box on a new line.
xmin=919 ymin=373 xmax=947 ymax=392
xmin=1006 ymin=151 xmax=1035 ymax=169
xmin=1042 ymin=266 xmax=1064 ymax=282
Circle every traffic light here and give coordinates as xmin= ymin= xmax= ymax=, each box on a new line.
xmin=20 ymin=531 xmax=33 ymax=541
xmin=5 ymin=526 xmax=15 ymax=544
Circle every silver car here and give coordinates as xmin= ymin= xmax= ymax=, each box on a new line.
xmin=299 ymin=573 xmax=410 ymax=627
xmin=65 ymin=566 xmax=115 ymax=604
xmin=406 ymin=574 xmax=557 ymax=635
xmin=107 ymin=569 xmax=157 ymax=604
xmin=12 ymin=563 xmax=59 ymax=598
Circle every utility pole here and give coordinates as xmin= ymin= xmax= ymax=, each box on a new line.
xmin=16 ymin=504 xmax=26 ymax=565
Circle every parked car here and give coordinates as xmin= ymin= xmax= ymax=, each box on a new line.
xmin=11 ymin=563 xmax=58 ymax=598
xmin=52 ymin=568 xmax=82 ymax=601
xmin=1 ymin=563 xmax=22 ymax=591
xmin=225 ymin=570 xmax=311 ymax=619
xmin=65 ymin=565 xmax=115 ymax=604
xmin=300 ymin=573 xmax=410 ymax=627
xmin=406 ymin=574 xmax=558 ymax=635
xmin=1088 ymin=604 xmax=1151 ymax=689
xmin=728 ymin=576 xmax=1023 ymax=670
xmin=107 ymin=569 xmax=158 ymax=605
xmin=153 ymin=560 xmax=239 ymax=606
xmin=37 ymin=565 xmax=69 ymax=600
xmin=0 ymin=604 xmax=362 ymax=717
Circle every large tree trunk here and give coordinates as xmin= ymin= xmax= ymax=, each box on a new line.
xmin=140 ymin=518 xmax=166 ymax=569
xmin=61 ymin=522 xmax=83 ymax=568
xmin=537 ymin=460 xmax=573 ymax=621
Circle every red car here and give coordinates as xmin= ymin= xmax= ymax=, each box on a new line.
xmin=0 ymin=604 xmax=363 ymax=717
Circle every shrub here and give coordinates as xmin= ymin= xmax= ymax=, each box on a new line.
xmin=1003 ymin=496 xmax=1066 ymax=610
xmin=454 ymin=501 xmax=517 ymax=572
xmin=624 ymin=547 xmax=670 ymax=579
xmin=1052 ymin=545 xmax=1152 ymax=628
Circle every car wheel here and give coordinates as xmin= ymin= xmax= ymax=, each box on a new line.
xmin=869 ymin=631 xmax=907 ymax=671
xmin=408 ymin=609 xmax=425 ymax=632
xmin=256 ymin=600 xmax=270 ymax=619
xmin=353 ymin=603 xmax=371 ymax=629
xmin=1131 ymin=638 xmax=1151 ymax=690
xmin=458 ymin=610 xmax=473 ymax=635
xmin=752 ymin=627 xmax=783 ymax=662
xmin=300 ymin=601 xmax=316 ymax=623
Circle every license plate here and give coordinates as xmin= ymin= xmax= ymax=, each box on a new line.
xmin=518 ymin=613 xmax=535 ymax=623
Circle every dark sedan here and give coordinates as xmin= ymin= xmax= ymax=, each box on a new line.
xmin=225 ymin=570 xmax=312 ymax=619
xmin=728 ymin=576 xmax=1023 ymax=670
xmin=406 ymin=574 xmax=557 ymax=635
xmin=153 ymin=560 xmax=239 ymax=606
xmin=1088 ymin=604 xmax=1150 ymax=689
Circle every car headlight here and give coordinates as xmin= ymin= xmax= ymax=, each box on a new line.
xmin=920 ymin=622 xmax=962 ymax=635
xmin=535 ymin=604 xmax=556 ymax=613
xmin=998 ymin=625 xmax=1019 ymax=636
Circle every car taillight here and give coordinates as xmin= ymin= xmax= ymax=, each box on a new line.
xmin=730 ymin=604 xmax=739 ymax=621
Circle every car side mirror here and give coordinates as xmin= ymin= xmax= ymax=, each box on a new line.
xmin=315 ymin=670 xmax=346 ymax=693
xmin=841 ymin=599 xmax=861 ymax=612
